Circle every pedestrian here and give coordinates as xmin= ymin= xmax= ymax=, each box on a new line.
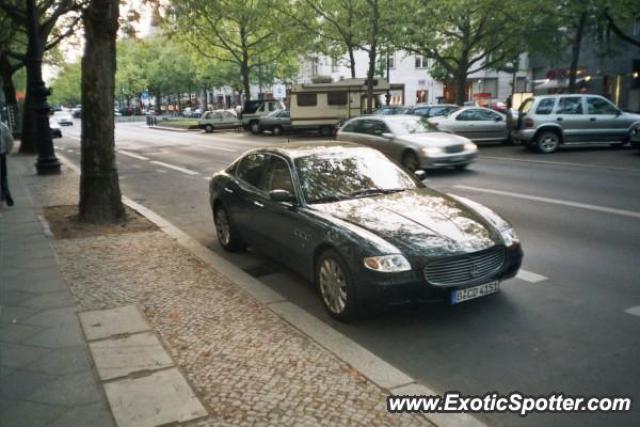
xmin=0 ymin=119 xmax=15 ymax=208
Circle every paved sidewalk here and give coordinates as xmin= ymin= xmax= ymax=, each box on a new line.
xmin=0 ymin=156 xmax=115 ymax=427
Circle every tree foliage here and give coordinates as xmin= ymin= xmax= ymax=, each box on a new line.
xmin=49 ymin=60 xmax=81 ymax=105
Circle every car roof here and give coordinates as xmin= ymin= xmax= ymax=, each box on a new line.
xmin=250 ymin=142 xmax=365 ymax=159
xmin=413 ymin=103 xmax=458 ymax=108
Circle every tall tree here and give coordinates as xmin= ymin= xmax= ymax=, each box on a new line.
xmin=79 ymin=0 xmax=124 ymax=223
xmin=603 ymin=0 xmax=640 ymax=48
xmin=396 ymin=0 xmax=528 ymax=105
xmin=0 ymin=0 xmax=78 ymax=167
xmin=170 ymin=0 xmax=308 ymax=100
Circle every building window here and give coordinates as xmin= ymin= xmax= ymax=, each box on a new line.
xmin=297 ymin=93 xmax=317 ymax=107
xmin=327 ymin=91 xmax=348 ymax=106
xmin=415 ymin=55 xmax=427 ymax=69
xmin=416 ymin=90 xmax=428 ymax=103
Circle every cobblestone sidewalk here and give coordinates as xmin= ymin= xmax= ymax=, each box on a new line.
xmin=10 ymin=154 xmax=434 ymax=426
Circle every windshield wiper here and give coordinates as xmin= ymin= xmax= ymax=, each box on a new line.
xmin=349 ymin=188 xmax=407 ymax=198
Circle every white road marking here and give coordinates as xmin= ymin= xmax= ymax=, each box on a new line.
xmin=202 ymin=177 xmax=210 ymax=181
xmin=516 ymin=269 xmax=548 ymax=283
xmin=150 ymin=161 xmax=199 ymax=175
xmin=624 ymin=306 xmax=640 ymax=317
xmin=454 ymin=185 xmax=640 ymax=220
xmin=117 ymin=150 xmax=149 ymax=161
xmin=198 ymin=145 xmax=238 ymax=153
xmin=481 ymin=156 xmax=640 ymax=174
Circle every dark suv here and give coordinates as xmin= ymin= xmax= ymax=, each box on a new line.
xmin=512 ymin=95 xmax=640 ymax=153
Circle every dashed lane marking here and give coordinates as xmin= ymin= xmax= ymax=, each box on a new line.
xmin=516 ymin=269 xmax=548 ymax=283
xmin=117 ymin=150 xmax=149 ymax=161
xmin=150 ymin=161 xmax=199 ymax=176
xmin=625 ymin=306 xmax=640 ymax=317
xmin=481 ymin=156 xmax=640 ymax=174
xmin=454 ymin=185 xmax=640 ymax=220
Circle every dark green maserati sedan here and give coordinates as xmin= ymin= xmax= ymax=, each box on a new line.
xmin=209 ymin=142 xmax=522 ymax=321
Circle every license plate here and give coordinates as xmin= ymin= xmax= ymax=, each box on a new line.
xmin=451 ymin=281 xmax=499 ymax=304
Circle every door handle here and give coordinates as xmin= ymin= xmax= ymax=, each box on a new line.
xmin=253 ymin=201 xmax=264 ymax=208
xmin=556 ymin=117 xmax=563 ymax=122
xmin=224 ymin=187 xmax=234 ymax=194
xmin=590 ymin=117 xmax=596 ymax=121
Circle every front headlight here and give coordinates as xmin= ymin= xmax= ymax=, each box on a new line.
xmin=422 ymin=147 xmax=444 ymax=156
xmin=464 ymin=142 xmax=477 ymax=151
xmin=363 ymin=254 xmax=411 ymax=272
xmin=500 ymin=228 xmax=519 ymax=247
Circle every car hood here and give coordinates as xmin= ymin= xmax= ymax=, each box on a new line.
xmin=396 ymin=132 xmax=469 ymax=147
xmin=311 ymin=188 xmax=500 ymax=255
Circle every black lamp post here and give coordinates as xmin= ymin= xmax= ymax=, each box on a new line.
xmin=27 ymin=0 xmax=60 ymax=175
xmin=385 ymin=51 xmax=391 ymax=106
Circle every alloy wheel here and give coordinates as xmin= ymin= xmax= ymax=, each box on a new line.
xmin=215 ymin=208 xmax=231 ymax=246
xmin=538 ymin=133 xmax=559 ymax=153
xmin=318 ymin=258 xmax=348 ymax=314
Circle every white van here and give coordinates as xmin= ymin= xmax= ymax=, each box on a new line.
xmin=289 ymin=78 xmax=391 ymax=136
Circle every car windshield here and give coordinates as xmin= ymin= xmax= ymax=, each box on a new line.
xmin=294 ymin=149 xmax=419 ymax=204
xmin=387 ymin=116 xmax=436 ymax=135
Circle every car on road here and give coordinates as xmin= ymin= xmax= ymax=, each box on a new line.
xmin=53 ymin=112 xmax=73 ymax=126
xmin=511 ymin=94 xmax=640 ymax=153
xmin=49 ymin=118 xmax=62 ymax=138
xmin=407 ymin=103 xmax=459 ymax=118
xmin=259 ymin=110 xmax=291 ymax=136
xmin=337 ymin=115 xmax=477 ymax=171
xmin=428 ymin=107 xmax=509 ymax=143
xmin=198 ymin=109 xmax=242 ymax=133
xmin=241 ymin=99 xmax=286 ymax=134
xmin=372 ymin=106 xmax=410 ymax=115
xmin=71 ymin=105 xmax=82 ymax=118
xmin=209 ymin=143 xmax=522 ymax=321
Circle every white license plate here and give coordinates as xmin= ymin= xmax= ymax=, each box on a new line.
xmin=451 ymin=281 xmax=499 ymax=304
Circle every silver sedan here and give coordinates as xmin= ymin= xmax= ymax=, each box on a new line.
xmin=336 ymin=115 xmax=477 ymax=171
xmin=428 ymin=107 xmax=508 ymax=143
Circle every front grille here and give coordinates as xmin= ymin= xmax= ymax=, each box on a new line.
xmin=423 ymin=246 xmax=505 ymax=286
xmin=445 ymin=144 xmax=465 ymax=154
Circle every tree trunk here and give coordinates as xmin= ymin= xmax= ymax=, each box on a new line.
xmin=568 ymin=11 xmax=587 ymax=93
xmin=454 ymin=72 xmax=467 ymax=106
xmin=79 ymin=0 xmax=125 ymax=224
xmin=365 ymin=0 xmax=379 ymax=114
xmin=348 ymin=47 xmax=356 ymax=78
xmin=241 ymin=58 xmax=250 ymax=102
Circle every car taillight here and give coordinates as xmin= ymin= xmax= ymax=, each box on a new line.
xmin=524 ymin=117 xmax=534 ymax=128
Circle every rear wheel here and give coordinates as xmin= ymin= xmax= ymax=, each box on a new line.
xmin=536 ymin=131 xmax=560 ymax=153
xmin=316 ymin=250 xmax=359 ymax=322
xmin=319 ymin=126 xmax=332 ymax=137
xmin=272 ymin=125 xmax=283 ymax=136
xmin=402 ymin=151 xmax=420 ymax=173
xmin=214 ymin=205 xmax=245 ymax=252
xmin=204 ymin=124 xmax=214 ymax=133
xmin=249 ymin=121 xmax=261 ymax=134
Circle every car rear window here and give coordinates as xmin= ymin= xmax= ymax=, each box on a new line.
xmin=535 ymin=98 xmax=555 ymax=115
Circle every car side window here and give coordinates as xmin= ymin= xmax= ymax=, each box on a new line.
xmin=213 ymin=113 xmax=223 ymax=120
xmin=457 ymin=110 xmax=482 ymax=121
xmin=556 ymin=97 xmax=583 ymax=115
xmin=361 ymin=120 xmax=389 ymax=136
xmin=236 ymin=153 xmax=269 ymax=188
xmin=342 ymin=120 xmax=361 ymax=133
xmin=260 ymin=156 xmax=295 ymax=194
xmin=535 ymin=98 xmax=555 ymax=115
xmin=586 ymin=97 xmax=619 ymax=115
xmin=413 ymin=107 xmax=429 ymax=116
xmin=203 ymin=112 xmax=211 ymax=119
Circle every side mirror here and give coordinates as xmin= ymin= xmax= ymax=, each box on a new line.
xmin=414 ymin=170 xmax=426 ymax=180
xmin=615 ymin=110 xmax=622 ymax=116
xmin=494 ymin=116 xmax=503 ymax=122
xmin=382 ymin=132 xmax=393 ymax=139
xmin=269 ymin=189 xmax=296 ymax=204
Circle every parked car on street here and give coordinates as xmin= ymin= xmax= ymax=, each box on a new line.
xmin=71 ymin=105 xmax=82 ymax=118
xmin=407 ymin=104 xmax=459 ymax=118
xmin=259 ymin=110 xmax=291 ymax=136
xmin=49 ymin=118 xmax=62 ymax=138
xmin=53 ymin=112 xmax=73 ymax=126
xmin=209 ymin=143 xmax=522 ymax=321
xmin=428 ymin=107 xmax=508 ymax=143
xmin=198 ymin=109 xmax=242 ymax=133
xmin=241 ymin=99 xmax=286 ymax=134
xmin=511 ymin=94 xmax=640 ymax=153
xmin=337 ymin=115 xmax=477 ymax=171
xmin=372 ymin=106 xmax=410 ymax=115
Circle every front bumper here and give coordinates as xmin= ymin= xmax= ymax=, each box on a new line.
xmin=354 ymin=244 xmax=523 ymax=305
xmin=420 ymin=151 xmax=477 ymax=169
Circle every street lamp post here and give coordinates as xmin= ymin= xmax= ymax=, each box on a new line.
xmin=385 ymin=51 xmax=391 ymax=106
xmin=27 ymin=0 xmax=60 ymax=175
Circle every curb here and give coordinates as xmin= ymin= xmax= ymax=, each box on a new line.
xmin=56 ymin=153 xmax=487 ymax=427
xmin=148 ymin=125 xmax=201 ymax=132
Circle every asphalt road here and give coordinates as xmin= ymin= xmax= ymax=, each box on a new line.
xmin=55 ymin=121 xmax=640 ymax=427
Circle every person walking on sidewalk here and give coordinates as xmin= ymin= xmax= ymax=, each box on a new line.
xmin=0 ymin=119 xmax=15 ymax=208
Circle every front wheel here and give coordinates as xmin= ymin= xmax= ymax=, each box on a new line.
xmin=204 ymin=124 xmax=214 ymax=133
xmin=402 ymin=151 xmax=420 ymax=173
xmin=214 ymin=205 xmax=245 ymax=252
xmin=536 ymin=131 xmax=560 ymax=153
xmin=272 ymin=125 xmax=283 ymax=136
xmin=249 ymin=121 xmax=261 ymax=134
xmin=316 ymin=250 xmax=360 ymax=322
